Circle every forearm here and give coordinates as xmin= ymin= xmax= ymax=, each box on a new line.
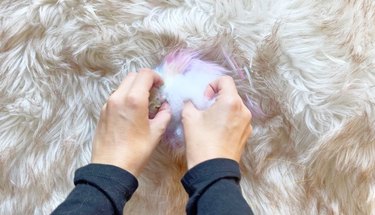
xmin=181 ymin=158 xmax=253 ymax=215
xmin=52 ymin=164 xmax=138 ymax=215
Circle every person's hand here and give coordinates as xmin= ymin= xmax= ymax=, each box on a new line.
xmin=91 ymin=69 xmax=172 ymax=177
xmin=182 ymin=76 xmax=252 ymax=169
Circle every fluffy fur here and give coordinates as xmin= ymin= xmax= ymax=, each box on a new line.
xmin=151 ymin=50 xmax=226 ymax=147
xmin=0 ymin=0 xmax=374 ymax=215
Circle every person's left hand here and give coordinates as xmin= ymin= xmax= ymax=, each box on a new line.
xmin=91 ymin=69 xmax=172 ymax=177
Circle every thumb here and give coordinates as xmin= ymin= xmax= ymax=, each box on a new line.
xmin=150 ymin=102 xmax=172 ymax=137
xmin=204 ymin=83 xmax=216 ymax=99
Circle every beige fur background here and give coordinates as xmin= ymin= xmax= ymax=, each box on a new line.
xmin=1 ymin=0 xmax=375 ymax=214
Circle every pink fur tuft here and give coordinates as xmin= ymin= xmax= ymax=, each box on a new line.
xmin=150 ymin=49 xmax=263 ymax=148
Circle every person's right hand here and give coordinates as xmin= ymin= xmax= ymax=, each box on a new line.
xmin=181 ymin=76 xmax=253 ymax=169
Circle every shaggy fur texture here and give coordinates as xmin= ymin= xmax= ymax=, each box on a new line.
xmin=1 ymin=0 xmax=374 ymax=214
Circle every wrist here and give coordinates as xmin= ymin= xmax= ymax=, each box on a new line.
xmin=187 ymin=154 xmax=238 ymax=169
xmin=91 ymin=157 xmax=142 ymax=177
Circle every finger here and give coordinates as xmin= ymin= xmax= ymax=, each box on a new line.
xmin=150 ymin=102 xmax=172 ymax=138
xmin=158 ymin=101 xmax=171 ymax=112
xmin=128 ymin=69 xmax=164 ymax=104
xmin=181 ymin=101 xmax=199 ymax=122
xmin=208 ymin=76 xmax=238 ymax=97
xmin=204 ymin=83 xmax=216 ymax=99
xmin=112 ymin=72 xmax=137 ymax=99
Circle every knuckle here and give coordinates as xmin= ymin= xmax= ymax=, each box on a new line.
xmin=125 ymin=94 xmax=145 ymax=108
xmin=225 ymin=96 xmax=242 ymax=110
xmin=138 ymin=68 xmax=153 ymax=76
xmin=106 ymin=96 xmax=122 ymax=110
xmin=221 ymin=75 xmax=234 ymax=83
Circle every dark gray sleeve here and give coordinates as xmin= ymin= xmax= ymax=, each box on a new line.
xmin=51 ymin=164 xmax=138 ymax=215
xmin=181 ymin=158 xmax=254 ymax=215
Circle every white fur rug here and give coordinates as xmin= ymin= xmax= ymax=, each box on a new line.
xmin=1 ymin=0 xmax=374 ymax=214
